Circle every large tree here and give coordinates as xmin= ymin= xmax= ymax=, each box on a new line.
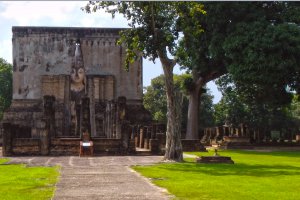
xmin=83 ymin=2 xmax=205 ymax=161
xmin=176 ymin=2 xmax=300 ymax=139
xmin=0 ymin=58 xmax=12 ymax=119
xmin=144 ymin=74 xmax=215 ymax=134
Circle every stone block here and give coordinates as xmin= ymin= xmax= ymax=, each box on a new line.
xmin=196 ymin=156 xmax=234 ymax=164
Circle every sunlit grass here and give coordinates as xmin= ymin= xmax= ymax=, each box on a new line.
xmin=0 ymin=159 xmax=59 ymax=200
xmin=133 ymin=150 xmax=300 ymax=200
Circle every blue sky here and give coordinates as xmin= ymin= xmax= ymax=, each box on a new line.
xmin=0 ymin=1 xmax=221 ymax=103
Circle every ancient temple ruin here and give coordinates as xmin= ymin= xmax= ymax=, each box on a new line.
xmin=1 ymin=26 xmax=157 ymax=156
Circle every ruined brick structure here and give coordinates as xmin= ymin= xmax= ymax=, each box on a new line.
xmin=2 ymin=26 xmax=153 ymax=156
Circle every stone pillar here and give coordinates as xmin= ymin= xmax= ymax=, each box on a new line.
xmin=117 ymin=96 xmax=126 ymax=139
xmin=139 ymin=127 xmax=145 ymax=148
xmin=63 ymin=76 xmax=71 ymax=136
xmin=144 ymin=127 xmax=149 ymax=149
xmin=135 ymin=126 xmax=140 ymax=147
xmin=2 ymin=123 xmax=13 ymax=156
xmin=151 ymin=124 xmax=156 ymax=139
xmin=130 ymin=126 xmax=135 ymax=140
xmin=87 ymin=76 xmax=96 ymax=137
xmin=43 ymin=95 xmax=55 ymax=137
xmin=80 ymin=97 xmax=91 ymax=137
xmin=39 ymin=119 xmax=50 ymax=156
xmin=240 ymin=124 xmax=245 ymax=137
xmin=224 ymin=126 xmax=230 ymax=136
xmin=121 ymin=121 xmax=131 ymax=154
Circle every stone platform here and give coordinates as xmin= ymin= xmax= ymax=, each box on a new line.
xmin=196 ymin=156 xmax=234 ymax=164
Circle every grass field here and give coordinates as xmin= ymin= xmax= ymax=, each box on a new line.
xmin=133 ymin=150 xmax=300 ymax=200
xmin=0 ymin=159 xmax=59 ymax=200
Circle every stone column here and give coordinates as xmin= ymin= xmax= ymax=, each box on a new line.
xmin=135 ymin=126 xmax=140 ymax=147
xmin=87 ymin=76 xmax=96 ymax=137
xmin=116 ymin=96 xmax=126 ymax=139
xmin=39 ymin=119 xmax=50 ymax=156
xmin=43 ymin=95 xmax=55 ymax=137
xmin=224 ymin=126 xmax=230 ymax=136
xmin=121 ymin=121 xmax=131 ymax=153
xmin=2 ymin=123 xmax=13 ymax=156
xmin=139 ymin=127 xmax=145 ymax=148
xmin=151 ymin=124 xmax=156 ymax=139
xmin=144 ymin=127 xmax=149 ymax=149
xmin=80 ymin=97 xmax=91 ymax=137
xmin=64 ymin=75 xmax=71 ymax=136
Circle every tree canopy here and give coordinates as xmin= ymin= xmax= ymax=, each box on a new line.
xmin=175 ymin=2 xmax=300 ymax=138
xmin=0 ymin=58 xmax=12 ymax=119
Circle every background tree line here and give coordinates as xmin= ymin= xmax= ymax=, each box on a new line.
xmin=144 ymin=73 xmax=300 ymax=139
xmin=0 ymin=58 xmax=12 ymax=120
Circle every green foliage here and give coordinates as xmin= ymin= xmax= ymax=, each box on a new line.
xmin=143 ymin=74 xmax=215 ymax=128
xmin=143 ymin=75 xmax=167 ymax=123
xmin=215 ymin=77 xmax=300 ymax=132
xmin=214 ymin=86 xmax=248 ymax=126
xmin=198 ymin=90 xmax=215 ymax=128
xmin=133 ymin=150 xmax=300 ymax=200
xmin=0 ymin=159 xmax=59 ymax=200
xmin=177 ymin=2 xmax=300 ymax=106
xmin=0 ymin=58 xmax=12 ymax=119
xmin=289 ymin=95 xmax=300 ymax=120
xmin=224 ymin=21 xmax=300 ymax=106
xmin=84 ymin=2 xmax=180 ymax=69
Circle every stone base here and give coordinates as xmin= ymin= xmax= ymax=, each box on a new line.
xmin=196 ymin=156 xmax=234 ymax=164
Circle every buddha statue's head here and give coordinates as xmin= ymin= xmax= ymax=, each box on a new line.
xmin=71 ymin=40 xmax=85 ymax=91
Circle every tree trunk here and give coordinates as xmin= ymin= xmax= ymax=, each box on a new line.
xmin=186 ymin=79 xmax=203 ymax=139
xmin=158 ymin=51 xmax=183 ymax=162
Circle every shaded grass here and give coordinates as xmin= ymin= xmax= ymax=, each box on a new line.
xmin=133 ymin=150 xmax=300 ymax=200
xmin=0 ymin=159 xmax=59 ymax=200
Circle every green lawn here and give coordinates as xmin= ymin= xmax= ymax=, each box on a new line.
xmin=0 ymin=159 xmax=59 ymax=200
xmin=133 ymin=150 xmax=300 ymax=200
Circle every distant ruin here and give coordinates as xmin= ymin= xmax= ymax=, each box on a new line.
xmin=2 ymin=26 xmax=155 ymax=155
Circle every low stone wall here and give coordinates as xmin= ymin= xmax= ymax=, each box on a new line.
xmin=12 ymin=138 xmax=40 ymax=155
xmin=93 ymin=138 xmax=122 ymax=154
xmin=50 ymin=138 xmax=80 ymax=156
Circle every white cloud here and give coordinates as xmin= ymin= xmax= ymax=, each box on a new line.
xmin=0 ymin=1 xmax=84 ymax=25
xmin=0 ymin=39 xmax=12 ymax=63
xmin=0 ymin=1 xmax=128 ymax=28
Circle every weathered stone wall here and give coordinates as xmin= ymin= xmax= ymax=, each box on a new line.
xmin=12 ymin=138 xmax=40 ymax=155
xmin=2 ymin=26 xmax=156 ymax=156
xmin=12 ymin=26 xmax=142 ymax=102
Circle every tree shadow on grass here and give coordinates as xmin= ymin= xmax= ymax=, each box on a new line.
xmin=227 ymin=150 xmax=300 ymax=158
xmin=156 ymin=162 xmax=300 ymax=177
